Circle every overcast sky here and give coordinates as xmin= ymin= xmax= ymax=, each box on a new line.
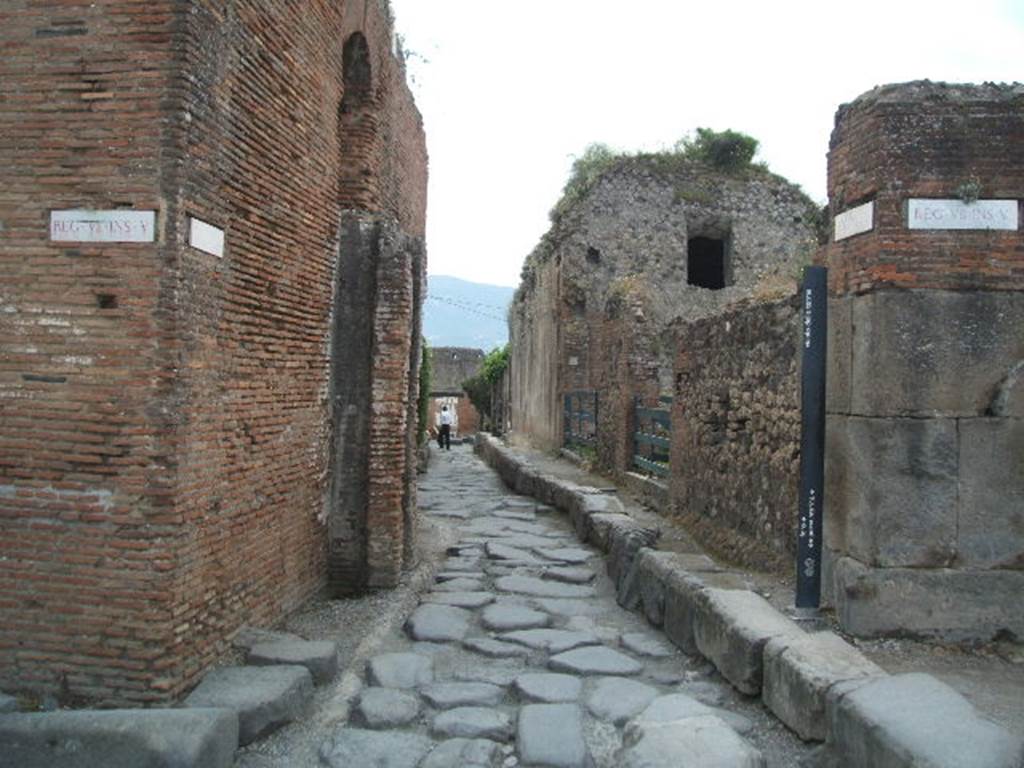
xmin=389 ymin=0 xmax=1023 ymax=287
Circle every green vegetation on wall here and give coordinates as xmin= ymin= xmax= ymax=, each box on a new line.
xmin=462 ymin=344 xmax=509 ymax=429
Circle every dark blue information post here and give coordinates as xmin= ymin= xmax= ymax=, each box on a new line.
xmin=796 ymin=266 xmax=827 ymax=608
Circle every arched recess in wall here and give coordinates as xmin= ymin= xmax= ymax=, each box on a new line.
xmin=338 ymin=32 xmax=382 ymax=211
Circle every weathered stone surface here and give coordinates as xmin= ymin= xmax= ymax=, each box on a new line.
xmin=693 ymin=589 xmax=803 ymax=695
xmin=319 ymin=728 xmax=433 ymax=768
xmin=827 ymin=673 xmax=1024 ymax=768
xmin=763 ymin=631 xmax=884 ymax=741
xmin=620 ymin=632 xmax=674 ymax=658
xmin=0 ymin=709 xmax=238 ymax=768
xmin=662 ymin=571 xmax=748 ymax=655
xmin=405 ymin=604 xmax=473 ymax=642
xmin=499 ymin=629 xmax=599 ymax=653
xmin=827 ymin=416 xmax=958 ymax=567
xmin=584 ymin=513 xmax=634 ymax=551
xmin=422 ymin=591 xmax=496 ymax=609
xmin=481 ymin=604 xmax=552 ymax=632
xmin=246 ymin=639 xmax=338 ymax=685
xmin=455 ymin=668 xmax=520 ymax=687
xmin=494 ymin=575 xmax=594 ymax=599
xmin=517 ymin=704 xmax=591 ymax=768
xmin=366 ymin=652 xmax=433 ymax=689
xmin=618 ymin=716 xmax=765 ymax=768
xmin=232 ymin=627 xmax=303 ymax=651
xmin=431 ymin=707 xmax=515 ymax=741
xmin=831 ymin=556 xmax=1024 ymax=641
xmin=541 ymin=566 xmax=596 ymax=584
xmin=0 ymin=693 xmax=17 ymax=714
xmin=420 ymin=682 xmax=505 ymax=709
xmin=619 ymin=550 xmax=723 ymax=627
xmin=633 ymin=692 xmax=715 ymax=724
xmin=849 ymin=290 xmax=1024 ymax=417
xmin=549 ymin=646 xmax=643 ymax=676
xmin=535 ymin=598 xmax=605 ymax=617
xmin=585 ymin=677 xmax=658 ymax=724
xmin=421 ymin=738 xmax=504 ymax=768
xmin=462 ymin=638 xmax=531 ymax=659
xmin=436 ymin=571 xmax=486 ymax=582
xmin=958 ymin=418 xmax=1024 ymax=568
xmin=183 ymin=665 xmax=312 ymax=745
xmin=486 ymin=542 xmax=544 ymax=563
xmin=354 ymin=687 xmax=421 ymax=728
xmin=513 ymin=673 xmax=582 ymax=703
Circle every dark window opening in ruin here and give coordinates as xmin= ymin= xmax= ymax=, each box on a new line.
xmin=687 ymin=236 xmax=729 ymax=290
xmin=586 ymin=246 xmax=601 ymax=264
xmin=96 ymin=293 xmax=117 ymax=309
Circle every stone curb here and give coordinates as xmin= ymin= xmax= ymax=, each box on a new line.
xmin=0 ymin=708 xmax=238 ymax=768
xmin=474 ymin=434 xmax=1024 ymax=765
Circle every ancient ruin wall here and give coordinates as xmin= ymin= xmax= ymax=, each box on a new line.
xmin=670 ymin=297 xmax=802 ymax=571
xmin=822 ymin=82 xmax=1023 ymax=640
xmin=0 ymin=0 xmax=427 ymax=704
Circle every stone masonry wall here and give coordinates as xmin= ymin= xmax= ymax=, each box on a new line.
xmin=822 ymin=82 xmax=1023 ymax=640
xmin=670 ymin=297 xmax=802 ymax=572
xmin=0 ymin=0 xmax=427 ymax=704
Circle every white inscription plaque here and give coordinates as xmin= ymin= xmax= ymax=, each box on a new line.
xmin=908 ymin=199 xmax=1018 ymax=231
xmin=50 ymin=210 xmax=156 ymax=243
xmin=833 ymin=201 xmax=874 ymax=242
xmin=189 ymin=217 xmax=225 ymax=258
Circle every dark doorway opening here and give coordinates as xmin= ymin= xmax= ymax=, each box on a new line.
xmin=687 ymin=236 xmax=728 ymax=289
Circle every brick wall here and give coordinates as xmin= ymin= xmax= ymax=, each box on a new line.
xmin=670 ymin=297 xmax=801 ymax=572
xmin=0 ymin=0 xmax=427 ymax=704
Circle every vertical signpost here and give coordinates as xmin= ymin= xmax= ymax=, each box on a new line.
xmin=796 ymin=266 xmax=827 ymax=609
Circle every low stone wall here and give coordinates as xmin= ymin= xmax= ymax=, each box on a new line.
xmin=475 ymin=434 xmax=1024 ymax=766
xmin=669 ymin=296 xmax=801 ymax=572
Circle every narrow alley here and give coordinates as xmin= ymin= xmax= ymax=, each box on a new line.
xmin=235 ymin=444 xmax=812 ymax=767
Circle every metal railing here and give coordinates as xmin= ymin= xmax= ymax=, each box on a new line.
xmin=633 ymin=395 xmax=672 ymax=477
xmin=563 ymin=390 xmax=598 ymax=450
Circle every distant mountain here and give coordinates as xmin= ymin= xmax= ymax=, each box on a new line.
xmin=424 ymin=275 xmax=514 ymax=351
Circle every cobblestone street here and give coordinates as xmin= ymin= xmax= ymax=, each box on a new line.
xmin=237 ymin=444 xmax=812 ymax=767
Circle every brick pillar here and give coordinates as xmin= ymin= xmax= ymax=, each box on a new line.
xmin=821 ymin=82 xmax=1024 ymax=640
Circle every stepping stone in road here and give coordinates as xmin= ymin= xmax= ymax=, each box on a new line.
xmin=436 ymin=571 xmax=486 ymax=582
xmin=422 ymin=591 xmax=496 ymax=609
xmin=366 ymin=652 xmax=433 ymax=689
xmin=183 ymin=665 xmax=312 ymax=746
xmin=354 ymin=687 xmax=421 ymax=728
xmin=246 ymin=639 xmax=339 ymax=685
xmin=534 ymin=547 xmax=594 ymax=565
xmin=586 ymin=677 xmax=659 ymax=725
xmin=513 ymin=673 xmax=583 ymax=703
xmin=481 ymin=604 xmax=552 ymax=632
xmin=549 ymin=647 xmax=643 ymax=676
xmin=406 ymin=604 xmax=473 ymax=643
xmin=492 ymin=508 xmax=536 ymax=521
xmin=421 ymin=738 xmax=505 ymax=768
xmin=431 ymin=707 xmax=515 ymax=741
xmin=434 ymin=576 xmax=486 ymax=592
xmin=517 ymin=703 xmax=591 ymax=768
xmin=319 ymin=728 xmax=433 ymax=768
xmin=462 ymin=637 xmax=531 ymax=658
xmin=494 ymin=575 xmax=595 ymax=599
xmin=619 ymin=632 xmax=675 ymax=659
xmin=420 ymin=682 xmax=505 ymax=709
xmin=541 ymin=566 xmax=596 ymax=585
xmin=498 ymin=629 xmax=600 ymax=653
xmin=485 ymin=542 xmax=544 ymax=563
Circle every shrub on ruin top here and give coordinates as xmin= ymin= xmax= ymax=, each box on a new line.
xmin=675 ymin=127 xmax=760 ymax=172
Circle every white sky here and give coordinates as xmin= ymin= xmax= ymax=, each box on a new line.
xmin=389 ymin=0 xmax=1023 ymax=287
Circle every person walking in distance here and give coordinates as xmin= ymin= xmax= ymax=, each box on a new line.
xmin=439 ymin=405 xmax=453 ymax=451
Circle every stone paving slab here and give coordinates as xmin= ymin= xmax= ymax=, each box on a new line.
xmin=353 ymin=687 xmax=420 ymax=728
xmin=548 ymin=646 xmax=643 ymax=676
xmin=495 ymin=575 xmax=595 ymax=599
xmin=513 ymin=672 xmax=583 ymax=703
xmin=420 ymin=682 xmax=506 ymax=709
xmin=246 ymin=639 xmax=338 ymax=685
xmin=619 ymin=716 xmax=765 ymax=768
xmin=585 ymin=677 xmax=659 ymax=724
xmin=480 ymin=603 xmax=552 ymax=631
xmin=405 ymin=604 xmax=473 ymax=642
xmin=498 ymin=628 xmax=600 ymax=653
xmin=319 ymin=728 xmax=433 ymax=768
xmin=0 ymin=709 xmax=238 ymax=768
xmin=183 ymin=665 xmax=312 ymax=746
xmin=421 ymin=590 xmax=496 ymax=609
xmin=431 ymin=707 xmax=515 ymax=741
xmin=517 ymin=703 xmax=592 ymax=768
xmin=366 ymin=652 xmax=433 ymax=688
xmin=420 ymin=738 xmax=505 ymax=768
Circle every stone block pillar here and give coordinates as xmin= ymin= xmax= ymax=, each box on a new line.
xmin=822 ymin=82 xmax=1024 ymax=640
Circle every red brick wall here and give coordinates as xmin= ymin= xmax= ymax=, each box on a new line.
xmin=824 ymin=82 xmax=1024 ymax=295
xmin=0 ymin=0 xmax=427 ymax=705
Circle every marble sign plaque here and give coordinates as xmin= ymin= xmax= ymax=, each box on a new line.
xmin=907 ymin=199 xmax=1018 ymax=231
xmin=833 ymin=201 xmax=874 ymax=242
xmin=50 ymin=210 xmax=156 ymax=243
xmin=189 ymin=216 xmax=225 ymax=257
